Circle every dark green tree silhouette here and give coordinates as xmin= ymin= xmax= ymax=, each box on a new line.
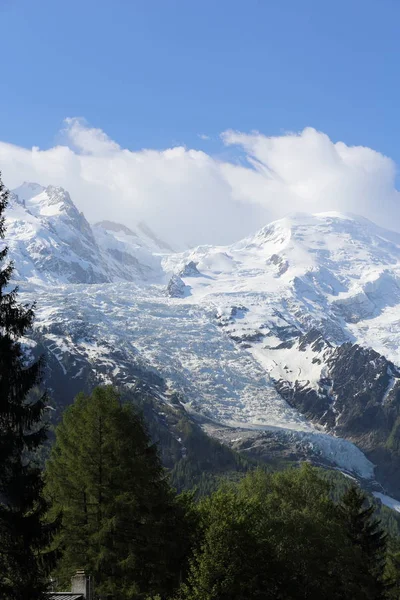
xmin=338 ymin=485 xmax=387 ymax=599
xmin=0 ymin=173 xmax=54 ymax=599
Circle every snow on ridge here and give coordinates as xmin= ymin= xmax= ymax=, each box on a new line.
xmin=6 ymin=182 xmax=168 ymax=285
xmin=20 ymin=278 xmax=376 ymax=480
xmin=12 ymin=181 xmax=45 ymax=203
xmin=8 ymin=186 xmax=400 ymax=365
xmin=7 ymin=188 xmax=400 ymax=480
xmin=373 ymin=492 xmax=400 ymax=513
xmin=165 ymin=210 xmax=400 ymax=357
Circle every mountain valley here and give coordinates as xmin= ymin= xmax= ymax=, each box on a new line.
xmin=7 ymin=183 xmax=400 ymax=506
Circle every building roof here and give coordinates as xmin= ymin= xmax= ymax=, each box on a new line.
xmin=45 ymin=594 xmax=84 ymax=600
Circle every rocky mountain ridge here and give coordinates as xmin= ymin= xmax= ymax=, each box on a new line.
xmin=8 ymin=183 xmax=400 ymax=504
xmin=6 ymin=182 xmax=169 ymax=284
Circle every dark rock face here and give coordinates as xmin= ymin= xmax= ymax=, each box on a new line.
xmin=268 ymin=253 xmax=289 ymax=276
xmin=276 ymin=379 xmax=334 ymax=426
xmin=180 ymin=261 xmax=200 ymax=277
xmin=268 ymin=324 xmax=302 ymax=344
xmin=31 ymin=326 xmax=167 ymax=417
xmin=166 ymin=275 xmax=188 ymax=298
xmin=28 ymin=315 xmax=396 ymax=498
xmin=276 ymin=335 xmax=400 ymax=497
xmin=326 ymin=344 xmax=400 ymax=438
xmin=298 ymin=329 xmax=331 ymax=353
xmin=230 ymin=331 xmax=265 ymax=345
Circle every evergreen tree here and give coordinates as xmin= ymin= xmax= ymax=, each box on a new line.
xmin=384 ymin=539 xmax=400 ymax=599
xmin=338 ymin=485 xmax=387 ymax=599
xmin=0 ymin=172 xmax=54 ymax=599
xmin=45 ymin=386 xmax=194 ymax=600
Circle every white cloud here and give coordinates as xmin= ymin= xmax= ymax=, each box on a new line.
xmin=63 ymin=117 xmax=121 ymax=155
xmin=222 ymin=127 xmax=399 ymax=227
xmin=0 ymin=119 xmax=398 ymax=248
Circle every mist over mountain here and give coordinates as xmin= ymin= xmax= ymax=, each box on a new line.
xmin=1 ymin=123 xmax=400 ymax=248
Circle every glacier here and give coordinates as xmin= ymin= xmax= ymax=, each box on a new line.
xmin=7 ymin=184 xmax=400 ymax=484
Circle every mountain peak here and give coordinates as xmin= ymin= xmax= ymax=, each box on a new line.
xmin=95 ymin=220 xmax=138 ymax=237
xmin=240 ymin=210 xmax=400 ymax=252
xmin=11 ymin=183 xmax=83 ymax=224
xmin=12 ymin=182 xmax=45 ymax=202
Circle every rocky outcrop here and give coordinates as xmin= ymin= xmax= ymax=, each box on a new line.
xmin=180 ymin=260 xmax=200 ymax=277
xmin=276 ymin=335 xmax=400 ymax=497
xmin=166 ymin=275 xmax=187 ymax=298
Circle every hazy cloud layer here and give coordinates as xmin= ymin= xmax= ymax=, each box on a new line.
xmin=0 ymin=119 xmax=398 ymax=248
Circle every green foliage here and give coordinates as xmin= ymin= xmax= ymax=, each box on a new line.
xmin=124 ymin=388 xmax=256 ymax=498
xmin=385 ymin=538 xmax=400 ymax=599
xmin=177 ymin=486 xmax=279 ymax=600
xmin=43 ymin=382 xmax=400 ymax=599
xmin=41 ymin=380 xmax=400 ymax=599
xmin=170 ymin=419 xmax=253 ymax=497
xmin=0 ymin=172 xmax=55 ymax=599
xmin=338 ymin=485 xmax=387 ymax=599
xmin=176 ymin=466 xmax=392 ymax=600
xmin=45 ymin=386 xmax=195 ymax=600
xmin=320 ymin=468 xmax=400 ymax=540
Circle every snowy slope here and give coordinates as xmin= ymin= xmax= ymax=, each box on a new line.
xmin=5 ymin=184 xmax=165 ymax=284
xmin=164 ymin=211 xmax=400 ymax=386
xmin=18 ymin=281 xmax=374 ymax=479
xmin=8 ymin=186 xmax=400 ymax=487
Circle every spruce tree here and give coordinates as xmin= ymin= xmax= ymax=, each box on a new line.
xmin=0 ymin=173 xmax=54 ymax=599
xmin=45 ymin=386 xmax=193 ymax=600
xmin=338 ymin=485 xmax=387 ymax=599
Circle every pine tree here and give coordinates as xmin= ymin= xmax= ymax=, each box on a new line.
xmin=45 ymin=386 xmax=194 ymax=600
xmin=338 ymin=485 xmax=387 ymax=599
xmin=0 ymin=172 xmax=54 ymax=599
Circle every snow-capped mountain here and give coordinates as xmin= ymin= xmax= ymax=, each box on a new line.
xmin=167 ymin=211 xmax=400 ymax=393
xmin=163 ymin=212 xmax=400 ymax=496
xmin=5 ymin=183 xmax=168 ymax=284
xmin=165 ymin=211 xmax=400 ymax=353
xmin=7 ymin=184 xmax=400 ymax=501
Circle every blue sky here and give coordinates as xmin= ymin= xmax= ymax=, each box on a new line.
xmin=1 ymin=0 xmax=400 ymax=160
xmin=1 ymin=0 xmax=400 ymax=245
